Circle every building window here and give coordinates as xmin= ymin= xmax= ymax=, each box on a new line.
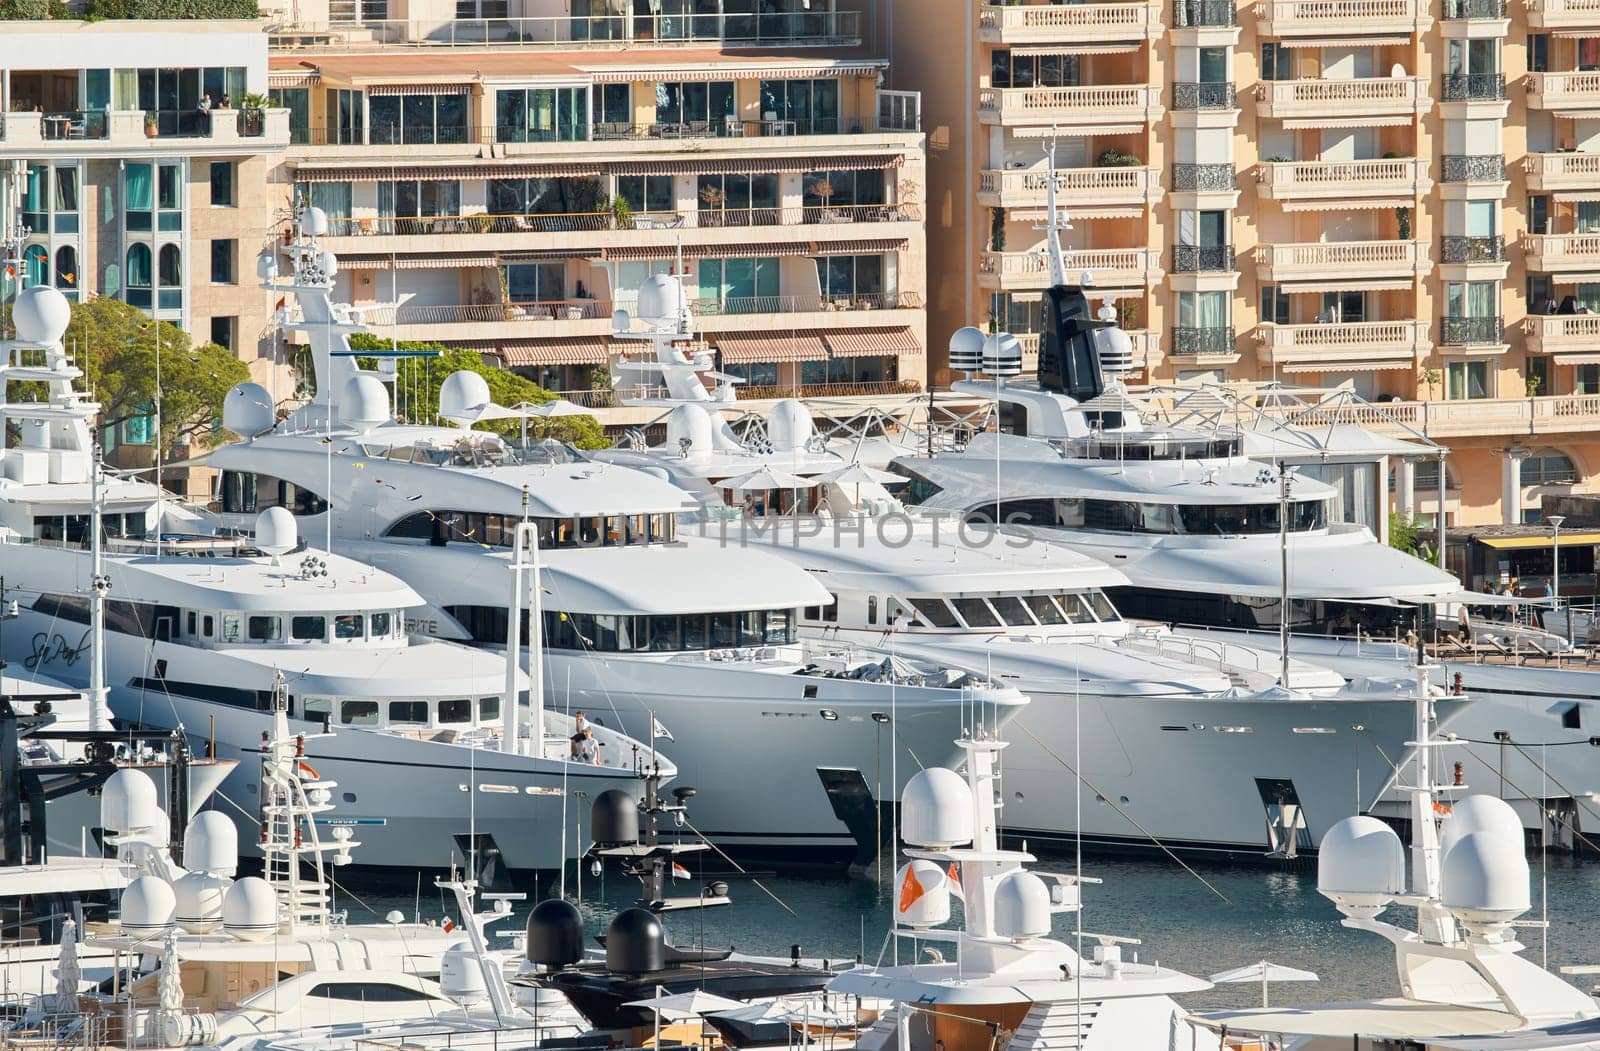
xmin=757 ymin=78 xmax=842 ymax=133
xmin=503 ymin=262 xmax=566 ymax=304
xmin=1445 ymin=360 xmax=1492 ymax=399
xmin=22 ymin=245 xmax=46 ymax=288
xmin=1528 ymin=354 xmax=1551 ymax=397
xmin=803 ymin=169 xmax=885 ymax=208
xmin=1260 ymin=42 xmax=1293 ymax=80
xmin=210 ymin=239 xmax=235 ymax=284
xmin=989 ymin=50 xmax=1078 ymax=89
xmin=126 ymin=244 xmax=152 ymax=308
xmin=210 ymin=162 xmax=235 ymax=207
xmin=125 ymin=163 xmax=153 ymax=231
xmin=696 ymin=173 xmax=779 ymax=226
xmin=270 ymin=87 xmax=311 ymax=144
xmin=377 ymin=180 xmax=461 ymax=232
xmin=1261 ymin=284 xmax=1289 ymax=325
xmin=1525 ymin=448 xmax=1578 ymax=485
xmin=55 ymin=246 xmax=77 ymax=297
xmin=655 ymin=81 xmax=735 ymax=130
xmin=1577 ymin=364 xmax=1600 ymax=395
xmin=370 ymin=91 xmax=469 ymax=145
xmin=495 ymin=87 xmax=588 ymax=143
xmin=210 ymin=316 xmax=235 ymax=351
xmin=816 ymin=254 xmax=889 ymax=301
xmin=591 ymin=83 xmax=632 ymax=133
xmin=616 ymin=174 xmax=674 ymax=214
xmin=329 ymin=88 xmax=365 ymax=145
xmin=697 ymin=256 xmax=780 ymax=311
xmin=1530 ymin=33 xmax=1550 ymax=72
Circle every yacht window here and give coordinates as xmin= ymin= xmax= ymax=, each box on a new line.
xmin=334 ymin=614 xmax=364 ymax=640
xmin=1023 ymin=594 xmax=1067 ymax=625
xmin=371 ymin=612 xmax=392 ymax=637
xmin=341 ymin=700 xmax=379 ymax=726
xmin=867 ymin=596 xmax=878 ymax=625
xmin=292 ymin=615 xmax=326 ymax=641
xmin=185 ymin=611 xmax=196 ymax=636
xmin=306 ymin=982 xmax=436 ymax=1002
xmin=221 ymin=614 xmax=242 ymax=642
xmin=951 ymin=597 xmax=1001 ymax=629
xmin=910 ymin=598 xmax=960 ymax=628
xmin=202 ymin=615 xmax=215 ymax=638
xmin=648 ymin=615 xmax=681 ymax=651
xmin=438 ymin=699 xmax=472 ymax=723
xmin=388 ymin=701 xmax=429 ymax=725
xmin=1088 ymin=592 xmax=1121 ymax=622
xmin=710 ymin=612 xmax=738 ymax=648
xmin=304 ymin=697 xmax=332 ymax=723
xmin=764 ymin=609 xmax=793 ymax=644
xmin=479 ymin=696 xmax=500 ymax=720
xmin=988 ymin=595 xmax=1035 ymax=626
xmin=247 ymin=616 xmax=281 ymax=642
xmin=1060 ymin=594 xmax=1096 ymax=624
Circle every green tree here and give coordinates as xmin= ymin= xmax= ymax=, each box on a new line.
xmin=1388 ymin=511 xmax=1421 ymax=556
xmin=61 ymin=297 xmax=249 ymax=455
xmin=345 ymin=335 xmax=607 ymax=449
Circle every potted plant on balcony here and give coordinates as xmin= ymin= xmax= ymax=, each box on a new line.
xmin=699 ymin=182 xmax=727 ymax=227
xmin=240 ymin=92 xmax=271 ymax=136
xmin=144 ymin=111 xmax=158 ymax=138
xmin=1396 ymin=205 xmax=1412 ymax=240
xmin=609 ymin=195 xmax=634 ymax=231
xmin=990 ymin=207 xmax=1006 ymax=251
xmin=1422 ymin=366 xmax=1442 ymax=399
xmin=807 ymin=176 xmax=840 ymax=220
xmin=1096 ymin=147 xmax=1141 ymax=167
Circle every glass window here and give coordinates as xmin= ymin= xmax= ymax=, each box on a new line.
xmin=1446 ymin=359 xmax=1492 ymax=400
xmin=479 ymin=696 xmax=500 ymax=720
xmin=158 ymin=244 xmax=181 ymax=286
xmin=210 ymin=239 xmax=235 ymax=284
xmin=951 ymin=597 xmax=1000 ymax=628
xmin=304 ymin=697 xmax=332 ymax=722
xmin=334 ymin=614 xmax=365 ymax=639
xmin=1088 ymin=593 xmax=1120 ymax=622
xmin=987 ymin=595 xmax=1035 ymax=626
xmin=617 ymin=174 xmax=675 ymax=214
xmin=388 ymin=701 xmax=429 ymax=725
xmin=341 ymin=700 xmax=379 ymax=726
xmin=1023 ymin=594 xmax=1067 ymax=625
xmin=292 ymin=615 xmax=327 ymax=640
xmin=247 ymin=616 xmax=281 ymax=641
xmin=909 ymin=598 xmax=959 ymax=628
xmin=371 ymin=612 xmax=392 ymax=636
xmin=210 ymin=162 xmax=235 ymax=207
xmin=221 ymin=614 xmax=241 ymax=642
xmin=157 ymin=164 xmax=180 ymax=210
xmin=438 ymin=699 xmax=472 ymax=723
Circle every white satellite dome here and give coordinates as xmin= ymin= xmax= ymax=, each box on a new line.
xmin=948 ymin=326 xmax=985 ymax=374
xmin=100 ymin=768 xmax=160 ymax=834
xmin=255 ymin=507 xmax=298 ymax=558
xmin=900 ymin=767 xmax=973 ymax=849
xmin=665 ymin=405 xmax=713 ymax=457
xmin=256 ymin=251 xmax=278 ymax=282
xmin=439 ymin=370 xmax=492 ymax=422
xmin=173 ymin=871 xmax=232 ymax=934
xmin=183 ymin=810 xmax=238 ymax=876
xmin=767 ymin=400 xmax=814 ymax=453
xmin=318 ymin=249 xmax=339 ymax=279
xmin=223 ymin=877 xmax=278 ymax=941
xmin=120 ymin=876 xmax=176 ymax=937
xmin=611 ymin=307 xmax=632 ymax=332
xmin=223 ymin=382 xmax=276 ymax=438
xmin=302 ymin=206 xmax=329 ymax=237
xmin=1316 ymin=815 xmax=1405 ymax=916
xmin=1440 ymin=795 xmax=1524 ymax=858
xmin=440 ymin=941 xmax=489 ymax=1004
xmin=12 ymin=284 xmax=72 ymax=344
xmin=339 ymin=374 xmax=391 ymax=433
xmin=982 ymin=332 xmax=1023 ymax=378
xmin=1441 ymin=829 xmax=1530 ymax=930
xmin=894 ymin=860 xmax=951 ymax=928
xmin=1092 ymin=325 xmax=1136 ymax=376
xmin=993 ymin=870 xmax=1051 ymax=941
xmin=636 ymin=274 xmax=686 ymax=323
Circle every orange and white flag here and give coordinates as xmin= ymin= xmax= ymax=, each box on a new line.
xmin=947 ymin=862 xmax=964 ymax=900
xmin=671 ymin=861 xmax=691 ymax=880
xmin=898 ymin=865 xmax=926 ymax=913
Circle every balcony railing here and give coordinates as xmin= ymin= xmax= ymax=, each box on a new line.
xmin=1441 ymin=72 xmax=1506 ymax=102
xmin=37 ymin=110 xmax=108 ymax=141
xmin=1171 ymin=82 xmax=1237 ymax=110
xmin=1253 ymin=0 xmax=1428 ymax=34
xmin=692 ymin=291 xmax=923 ymax=315
xmin=977 ymin=166 xmax=1162 ymax=206
xmin=977 ymin=2 xmax=1163 ymax=40
xmin=1524 ymin=232 xmax=1600 ymax=271
xmin=1441 ymin=154 xmax=1505 ymax=182
xmin=0 ymin=107 xmax=287 ymax=147
xmin=977 ymin=84 xmax=1163 ymax=124
xmin=1256 ymin=320 xmax=1431 ymax=363
xmin=306 ymin=115 xmax=899 ymax=147
xmin=1528 ymin=71 xmax=1600 ymax=110
xmin=1255 ymin=76 xmax=1429 ymax=120
xmin=1172 ymin=163 xmax=1236 ymax=191
xmin=1525 ymin=312 xmax=1600 ymax=353
xmin=1527 ymin=0 xmax=1600 ymax=28
xmin=1276 ymin=393 xmax=1600 ymax=438
xmin=1172 ymin=0 xmax=1237 ymax=24
xmin=1171 ymin=326 xmax=1236 ymax=356
xmin=1441 ymin=315 xmax=1503 ymax=344
xmin=978 ymin=247 xmax=1163 ymax=286
xmin=358 ymin=292 xmax=923 ymax=328
xmin=1442 ymin=0 xmax=1505 ymax=17
xmin=268 ymin=11 xmax=860 ymax=49
xmin=1526 ymin=151 xmax=1600 ymax=191
xmin=1255 ymin=240 xmax=1429 ymax=281
xmin=734 ymin=380 xmax=924 ymax=400
xmin=1172 ymin=244 xmax=1235 ymax=272
xmin=321 ymin=203 xmax=920 ymax=238
xmin=1256 ymin=157 xmax=1430 ymax=199
xmin=1440 ymin=234 xmax=1505 ymax=263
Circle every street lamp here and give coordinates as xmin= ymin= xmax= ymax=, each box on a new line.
xmin=1550 ymin=514 xmax=1566 ymax=604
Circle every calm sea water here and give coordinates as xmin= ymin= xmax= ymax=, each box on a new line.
xmin=332 ymin=851 xmax=1600 ymax=1011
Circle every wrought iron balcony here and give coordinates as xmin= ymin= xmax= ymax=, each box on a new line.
xmin=1441 ymin=154 xmax=1505 ymax=182
xmin=1173 ymin=243 xmax=1235 ymax=271
xmin=1172 ymin=0 xmax=1237 ymax=24
xmin=1171 ymin=163 xmax=1236 ymax=191
xmin=1441 ymin=72 xmax=1506 ymax=101
xmin=1441 ymin=315 xmax=1503 ymax=345
xmin=1171 ymin=325 xmax=1236 ymax=355
xmin=1443 ymin=0 xmax=1506 ymax=16
xmin=1441 ymin=234 xmax=1505 ymax=263
xmin=1172 ymin=81 xmax=1237 ymax=110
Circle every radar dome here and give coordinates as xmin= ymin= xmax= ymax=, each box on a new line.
xmin=605 ymin=907 xmax=664 ymax=975
xmin=339 ymin=374 xmax=391 ymax=433
xmin=525 ymin=898 xmax=584 ymax=968
xmin=1317 ymin=815 xmax=1405 ymax=916
xmin=302 ymin=206 xmax=329 ymax=237
xmin=894 ymin=860 xmax=951 ymax=928
xmin=1440 ymin=795 xmax=1524 ymax=858
xmin=120 ymin=876 xmax=176 ymax=937
xmin=255 ymin=507 xmax=298 ymax=558
xmin=636 ymin=274 xmax=687 ymax=323
xmin=665 ymin=405 xmax=714 ymax=458
xmin=901 ymin=767 xmax=973 ymax=849
xmin=440 ymin=941 xmax=489 ymax=1004
xmin=948 ymin=326 xmax=985 ymax=374
xmin=318 ymin=250 xmax=339 ymax=278
xmin=183 ymin=810 xmax=238 ymax=876
xmin=767 ymin=400 xmax=814 ymax=453
xmin=439 ymin=370 xmax=492 ymax=423
xmin=993 ymin=871 xmax=1051 ymax=941
xmin=256 ymin=251 xmax=278 ymax=282
xmin=222 ymin=382 xmax=276 ymax=438
xmin=982 ymin=332 xmax=1023 ymax=378
xmin=11 ymin=285 xmax=72 ymax=345
xmin=101 ymin=768 xmax=160 ymax=834
xmin=611 ymin=308 xmax=632 ymax=332
xmin=591 ymin=789 xmax=638 ymax=847
xmin=222 ymin=877 xmax=278 ymax=941
xmin=173 ymin=871 xmax=231 ymax=933
xmin=1441 ymin=830 xmax=1531 ymax=931
xmin=1092 ymin=325 xmax=1136 ymax=376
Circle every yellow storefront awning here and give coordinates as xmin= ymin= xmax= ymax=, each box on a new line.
xmin=1476 ymin=532 xmax=1600 ymax=550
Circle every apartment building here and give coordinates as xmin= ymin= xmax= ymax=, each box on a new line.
xmin=876 ymin=0 xmax=1600 ymax=529
xmin=262 ymin=0 xmax=927 ymax=418
xmin=0 ymin=20 xmax=291 ymax=374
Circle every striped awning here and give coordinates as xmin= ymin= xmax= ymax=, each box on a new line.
xmin=1280 ymin=358 xmax=1414 ymax=373
xmin=601 ymin=238 xmax=908 ymax=262
xmin=367 ymin=83 xmax=473 ymax=96
xmin=497 ymin=338 xmax=609 ymax=366
xmin=296 ymin=163 xmax=602 ymax=183
xmin=824 ymin=327 xmax=921 ymax=357
xmin=1279 ymin=35 xmax=1411 ymax=46
xmin=589 ymin=62 xmax=883 ymax=84
xmin=1013 ymin=206 xmax=1143 ymax=220
xmin=268 ymin=71 xmax=321 ymax=88
xmin=1557 ymin=353 xmax=1600 ymax=365
xmin=1283 ymin=116 xmax=1413 ymax=128
xmin=714 ymin=332 xmax=828 ymax=364
xmin=1281 ymin=197 xmax=1414 ymax=212
xmin=337 ymin=253 xmax=497 ymax=270
xmin=1011 ymin=43 xmax=1142 ymax=55
xmin=611 ymin=153 xmax=903 ymax=176
xmin=1280 ymin=279 xmax=1416 ymax=293
xmin=1012 ymin=124 xmax=1144 ymax=137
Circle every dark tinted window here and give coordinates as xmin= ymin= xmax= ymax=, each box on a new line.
xmin=306 ymin=982 xmax=434 ymax=1002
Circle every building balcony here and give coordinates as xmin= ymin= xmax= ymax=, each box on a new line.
xmin=0 ymin=107 xmax=291 ymax=156
xmin=1528 ymin=0 xmax=1600 ymax=28
xmin=1442 ymin=0 xmax=1506 ymax=16
xmin=1017 ymin=329 xmax=1162 ymax=371
xmin=977 ymin=247 xmax=1164 ymax=290
xmin=1172 ymin=0 xmax=1239 ymax=25
xmin=1253 ymin=77 xmax=1431 ymax=126
xmin=300 ymin=115 xmax=910 ymax=152
xmin=1170 ymin=326 xmax=1237 ymax=358
xmin=1253 ymin=240 xmax=1431 ymax=283
xmin=1256 ymin=157 xmax=1432 ymax=204
xmin=1253 ymin=0 xmax=1431 ymax=36
xmin=977 ymin=167 xmax=1163 ymax=210
xmin=1525 ymin=151 xmax=1600 ymax=192
xmin=1171 ymin=82 xmax=1237 ymax=110
xmin=1523 ymin=232 xmax=1600 ymax=274
xmin=1440 ymin=315 xmax=1504 ymax=345
xmin=268 ymin=11 xmax=861 ymax=50
xmin=1339 ymin=395 xmax=1600 ymax=438
xmin=1440 ymin=235 xmax=1505 ymax=263
xmin=977 ymin=1 xmax=1163 ymax=43
xmin=1524 ymin=313 xmax=1600 ymax=355
xmin=1441 ymin=154 xmax=1506 ymax=183
xmin=1441 ymin=72 xmax=1507 ymax=103
xmin=977 ymin=84 xmax=1164 ymax=128
xmin=1528 ymin=71 xmax=1600 ymax=113
xmin=1171 ymin=244 xmax=1235 ymax=272
xmin=1256 ymin=320 xmax=1431 ymax=370
xmin=1172 ymin=163 xmax=1236 ymax=192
